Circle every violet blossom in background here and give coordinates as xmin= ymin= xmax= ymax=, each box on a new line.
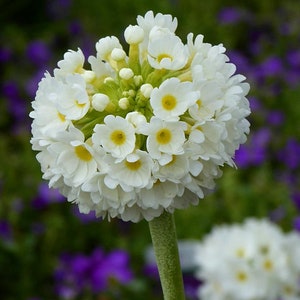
xmin=0 ymin=219 xmax=13 ymax=244
xmin=71 ymin=206 xmax=98 ymax=223
xmin=54 ymin=247 xmax=133 ymax=299
xmin=26 ymin=41 xmax=51 ymax=67
xmin=267 ymin=110 xmax=285 ymax=126
xmin=293 ymin=216 xmax=300 ymax=232
xmin=234 ymin=128 xmax=271 ymax=168
xmin=31 ymin=182 xmax=65 ymax=210
xmin=2 ymin=81 xmax=27 ymax=124
xmin=218 ymin=7 xmax=244 ymax=24
xmin=0 ymin=46 xmax=12 ymax=63
xmin=278 ymin=138 xmax=300 ymax=170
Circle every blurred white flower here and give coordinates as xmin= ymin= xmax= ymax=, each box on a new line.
xmin=30 ymin=10 xmax=250 ymax=222
xmin=194 ymin=219 xmax=300 ymax=300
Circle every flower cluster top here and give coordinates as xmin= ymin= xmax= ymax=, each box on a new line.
xmin=194 ymin=219 xmax=300 ymax=300
xmin=30 ymin=11 xmax=250 ymax=222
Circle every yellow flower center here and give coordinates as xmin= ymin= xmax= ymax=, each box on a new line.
xmin=75 ymin=100 xmax=86 ymax=108
xmin=110 ymin=130 xmax=126 ymax=145
xmin=162 ymin=94 xmax=177 ymax=110
xmin=157 ymin=53 xmax=173 ymax=63
xmin=75 ymin=145 xmax=92 ymax=161
xmin=263 ymin=259 xmax=273 ymax=271
xmin=156 ymin=128 xmax=172 ymax=144
xmin=125 ymin=160 xmax=142 ymax=171
xmin=196 ymin=99 xmax=202 ymax=108
xmin=57 ymin=112 xmax=66 ymax=122
xmin=236 ymin=248 xmax=245 ymax=258
xmin=236 ymin=271 xmax=248 ymax=282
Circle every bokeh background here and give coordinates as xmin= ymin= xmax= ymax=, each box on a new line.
xmin=1 ymin=0 xmax=300 ymax=299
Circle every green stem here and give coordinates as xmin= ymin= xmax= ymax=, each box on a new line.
xmin=148 ymin=211 xmax=186 ymax=300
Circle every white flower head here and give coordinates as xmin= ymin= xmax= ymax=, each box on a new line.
xmin=194 ymin=219 xmax=300 ymax=300
xmin=150 ymin=77 xmax=199 ymax=121
xmin=30 ymin=11 xmax=250 ymax=222
xmin=92 ymin=115 xmax=136 ymax=161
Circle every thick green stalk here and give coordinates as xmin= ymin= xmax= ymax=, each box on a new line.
xmin=148 ymin=211 xmax=186 ymax=300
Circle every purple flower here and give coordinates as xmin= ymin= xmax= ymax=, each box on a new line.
xmin=90 ymin=249 xmax=133 ymax=292
xmin=54 ymin=248 xmax=134 ymax=298
xmin=267 ymin=110 xmax=285 ymax=126
xmin=293 ymin=216 xmax=300 ymax=232
xmin=2 ymin=80 xmax=26 ymax=121
xmin=31 ymin=182 xmax=65 ymax=210
xmin=218 ymin=7 xmax=243 ymax=24
xmin=287 ymin=49 xmax=300 ymax=69
xmin=26 ymin=41 xmax=51 ymax=66
xmin=235 ymin=128 xmax=271 ymax=168
xmin=227 ymin=50 xmax=250 ymax=75
xmin=254 ymin=56 xmax=284 ymax=82
xmin=278 ymin=138 xmax=300 ymax=170
xmin=0 ymin=219 xmax=13 ymax=243
xmin=72 ymin=206 xmax=98 ymax=223
xmin=292 ymin=192 xmax=300 ymax=211
xmin=0 ymin=46 xmax=12 ymax=62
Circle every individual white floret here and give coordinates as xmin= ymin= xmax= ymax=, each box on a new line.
xmin=150 ymin=77 xmax=199 ymax=121
xmin=47 ymin=127 xmax=98 ymax=187
xmin=54 ymin=48 xmax=85 ymax=78
xmin=55 ymin=74 xmax=90 ymax=120
xmin=148 ymin=34 xmax=188 ymax=70
xmin=141 ymin=117 xmax=187 ymax=164
xmin=104 ymin=150 xmax=154 ymax=190
xmin=95 ymin=36 xmax=123 ymax=61
xmin=92 ymin=115 xmax=136 ymax=161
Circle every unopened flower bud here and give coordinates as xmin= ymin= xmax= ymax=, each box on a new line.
xmin=92 ymin=93 xmax=110 ymax=112
xmin=118 ymin=97 xmax=129 ymax=109
xmin=124 ymin=25 xmax=144 ymax=44
xmin=111 ymin=48 xmax=126 ymax=61
xmin=119 ymin=68 xmax=134 ymax=80
xmin=140 ymin=83 xmax=153 ymax=98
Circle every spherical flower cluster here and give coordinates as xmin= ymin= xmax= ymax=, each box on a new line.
xmin=30 ymin=11 xmax=250 ymax=222
xmin=194 ymin=218 xmax=300 ymax=300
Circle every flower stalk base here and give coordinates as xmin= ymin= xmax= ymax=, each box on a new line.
xmin=148 ymin=211 xmax=185 ymax=300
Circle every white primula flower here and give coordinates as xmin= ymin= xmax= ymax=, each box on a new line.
xmin=105 ymin=150 xmax=154 ymax=191
xmin=30 ymin=74 xmax=71 ymax=146
xmin=95 ymin=36 xmax=123 ymax=61
xmin=47 ymin=127 xmax=98 ymax=187
xmin=137 ymin=10 xmax=178 ymax=35
xmin=30 ymin=11 xmax=251 ymax=222
xmin=56 ymin=74 xmax=90 ymax=120
xmin=54 ymin=48 xmax=85 ymax=78
xmin=142 ymin=117 xmax=187 ymax=164
xmin=194 ymin=219 xmax=300 ymax=300
xmin=148 ymin=34 xmax=189 ymax=70
xmin=92 ymin=115 xmax=136 ymax=160
xmin=153 ymin=154 xmax=190 ymax=183
xmin=150 ymin=77 xmax=199 ymax=121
